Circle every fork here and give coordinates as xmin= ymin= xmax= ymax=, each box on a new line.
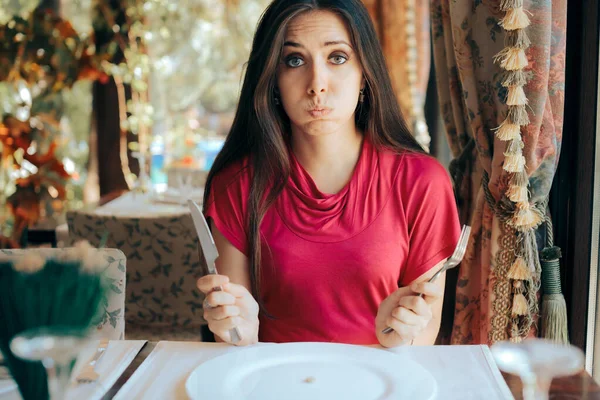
xmin=382 ymin=225 xmax=471 ymax=335
xmin=75 ymin=338 xmax=109 ymax=384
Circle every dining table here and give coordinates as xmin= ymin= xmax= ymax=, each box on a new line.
xmin=2 ymin=339 xmax=600 ymax=399
xmin=94 ymin=341 xmax=600 ymax=400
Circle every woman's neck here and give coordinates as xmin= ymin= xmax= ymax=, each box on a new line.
xmin=291 ymin=127 xmax=364 ymax=194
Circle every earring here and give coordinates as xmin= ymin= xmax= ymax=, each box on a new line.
xmin=274 ymin=87 xmax=281 ymax=105
xmin=359 ymin=89 xmax=365 ymax=103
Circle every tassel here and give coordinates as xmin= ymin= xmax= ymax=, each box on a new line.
xmin=507 ymin=86 xmax=528 ymax=106
xmin=540 ymin=245 xmax=569 ymax=344
xmin=499 ymin=7 xmax=531 ymax=30
xmin=493 ymin=48 xmax=511 ymax=64
xmin=509 ymin=321 xmax=522 ymax=343
xmin=507 ymin=257 xmax=530 ymax=280
xmin=540 ymin=245 xmax=562 ymax=263
xmin=500 ymin=0 xmax=523 ymax=11
xmin=541 ymin=294 xmax=569 ymax=343
xmin=495 ymin=48 xmax=529 ymax=71
xmin=507 ymin=184 xmax=528 ymax=202
xmin=502 ymin=70 xmax=529 ymax=88
xmin=505 ymin=137 xmax=524 ymax=155
xmin=510 ymin=335 xmax=523 ymax=343
xmin=495 ymin=122 xmax=521 ymax=141
xmin=504 ymin=154 xmax=526 ymax=173
xmin=509 ymin=170 xmax=529 ymax=187
xmin=512 ymin=293 xmax=529 ymax=316
xmin=512 ymin=202 xmax=542 ymax=229
xmin=515 ymin=200 xmax=529 ymax=211
xmin=508 ymin=105 xmax=530 ymax=125
xmin=506 ymin=29 xmax=532 ymax=49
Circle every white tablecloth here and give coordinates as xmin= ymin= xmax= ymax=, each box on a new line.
xmin=0 ymin=340 xmax=146 ymax=400
xmin=114 ymin=342 xmax=514 ymax=400
xmin=93 ymin=192 xmax=190 ymax=218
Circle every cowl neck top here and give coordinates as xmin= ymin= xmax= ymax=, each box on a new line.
xmin=204 ymin=136 xmax=462 ymax=344
xmin=276 ymin=137 xmax=393 ymax=243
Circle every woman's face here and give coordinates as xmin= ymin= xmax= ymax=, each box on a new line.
xmin=277 ymin=10 xmax=364 ymax=138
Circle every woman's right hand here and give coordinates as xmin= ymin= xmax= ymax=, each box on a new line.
xmin=197 ymin=274 xmax=260 ymax=346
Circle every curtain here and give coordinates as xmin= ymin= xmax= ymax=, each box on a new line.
xmin=363 ymin=0 xmax=432 ymax=150
xmin=431 ymin=0 xmax=567 ymax=344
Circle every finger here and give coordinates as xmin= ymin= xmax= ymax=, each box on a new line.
xmin=389 ymin=286 xmax=413 ymax=303
xmin=384 ymin=317 xmax=419 ymax=340
xmin=210 ymin=316 xmax=243 ymax=334
xmin=398 ymin=295 xmax=432 ymax=318
xmin=391 ymin=306 xmax=421 ymax=326
xmin=410 ymin=281 xmax=443 ymax=304
xmin=204 ymin=291 xmax=236 ymax=308
xmin=204 ymin=305 xmax=241 ymax=321
xmin=197 ymin=274 xmax=230 ymax=293
xmin=222 ymin=282 xmax=252 ymax=299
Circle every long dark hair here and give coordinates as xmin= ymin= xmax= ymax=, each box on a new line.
xmin=203 ymin=0 xmax=424 ymax=315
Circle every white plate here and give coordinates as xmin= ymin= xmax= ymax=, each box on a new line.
xmin=185 ymin=342 xmax=437 ymax=400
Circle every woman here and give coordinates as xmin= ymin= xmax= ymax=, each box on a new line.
xmin=197 ymin=0 xmax=461 ymax=348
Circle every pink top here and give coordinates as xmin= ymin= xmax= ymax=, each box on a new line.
xmin=204 ymin=138 xmax=461 ymax=344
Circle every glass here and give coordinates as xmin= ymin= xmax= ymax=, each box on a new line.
xmin=491 ymin=338 xmax=584 ymax=400
xmin=10 ymin=327 xmax=93 ymax=400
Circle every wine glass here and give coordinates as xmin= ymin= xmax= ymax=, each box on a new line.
xmin=491 ymin=338 xmax=585 ymax=400
xmin=10 ymin=327 xmax=93 ymax=400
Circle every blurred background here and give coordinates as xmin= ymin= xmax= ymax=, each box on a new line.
xmin=0 ymin=0 xmax=452 ymax=248
xmin=0 ymin=0 xmax=274 ymax=245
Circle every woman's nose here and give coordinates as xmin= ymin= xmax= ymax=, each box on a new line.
xmin=307 ymin=62 xmax=328 ymax=95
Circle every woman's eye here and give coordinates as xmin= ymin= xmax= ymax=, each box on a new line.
xmin=285 ymin=56 xmax=305 ymax=68
xmin=330 ymin=55 xmax=348 ymax=65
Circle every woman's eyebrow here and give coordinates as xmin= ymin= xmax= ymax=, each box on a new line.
xmin=283 ymin=40 xmax=303 ymax=48
xmin=323 ymin=40 xmax=352 ymax=48
xmin=283 ymin=40 xmax=352 ymax=48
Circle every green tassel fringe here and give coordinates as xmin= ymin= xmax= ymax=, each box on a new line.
xmin=541 ymin=294 xmax=569 ymax=344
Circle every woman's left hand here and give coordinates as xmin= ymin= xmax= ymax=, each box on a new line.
xmin=375 ymin=281 xmax=444 ymax=348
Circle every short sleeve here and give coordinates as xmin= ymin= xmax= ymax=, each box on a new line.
xmin=399 ymin=155 xmax=461 ymax=286
xmin=204 ymin=162 xmax=251 ymax=256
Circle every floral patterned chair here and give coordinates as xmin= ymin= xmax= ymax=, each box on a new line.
xmin=67 ymin=208 xmax=207 ymax=341
xmin=0 ymin=247 xmax=126 ymax=340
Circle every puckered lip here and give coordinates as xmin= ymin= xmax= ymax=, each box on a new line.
xmin=307 ymin=107 xmax=332 ymax=117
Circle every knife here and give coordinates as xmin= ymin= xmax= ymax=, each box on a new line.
xmin=188 ymin=199 xmax=242 ymax=344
